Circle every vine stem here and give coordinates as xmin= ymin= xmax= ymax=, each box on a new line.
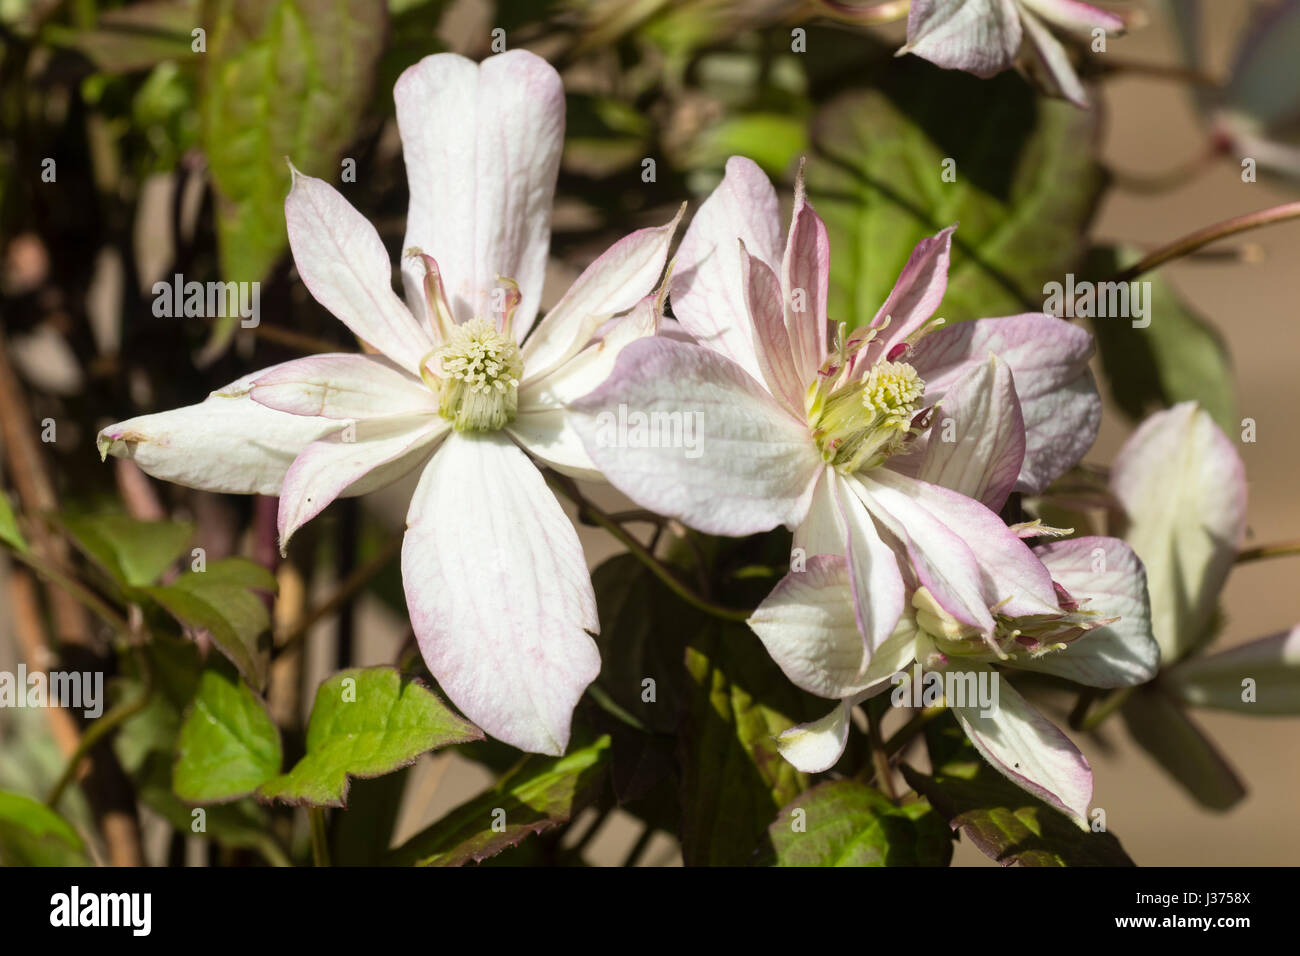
xmin=1236 ymin=540 xmax=1300 ymax=564
xmin=308 ymin=808 xmax=330 ymax=866
xmin=1071 ymin=686 xmax=1134 ymax=733
xmin=1111 ymin=200 xmax=1300 ymax=285
xmin=46 ymin=646 xmax=154 ymax=808
xmin=545 ymin=472 xmax=751 ymax=624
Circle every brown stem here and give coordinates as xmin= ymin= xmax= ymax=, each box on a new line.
xmin=1236 ymin=540 xmax=1300 ymax=564
xmin=1111 ymin=201 xmax=1300 ymax=285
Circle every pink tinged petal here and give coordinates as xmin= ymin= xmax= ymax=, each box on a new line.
xmin=749 ymin=555 xmax=916 ymax=700
xmin=867 ymin=226 xmax=956 ymax=362
xmin=284 ymin=170 xmax=434 ymax=375
xmin=909 ymin=313 xmax=1100 ymax=494
xmin=912 ymin=354 xmax=1025 ymax=512
xmin=250 ymin=353 xmax=435 ymax=420
xmin=854 ymin=474 xmax=995 ymax=633
xmin=781 ymin=177 xmax=830 ymax=383
xmin=670 ymin=156 xmax=783 ymax=384
xmin=950 ymin=664 xmax=1093 ymax=827
xmin=520 ymin=297 xmax=659 ymax=411
xmin=901 ymin=0 xmax=1023 ymax=78
xmin=1019 ymin=537 xmax=1160 ymax=688
xmin=835 ymin=473 xmax=907 ymax=652
xmin=1165 ymin=626 xmax=1300 ymax=715
xmin=570 ymin=336 xmax=823 ymax=536
xmin=777 ymin=700 xmax=854 ymax=773
xmin=1019 ymin=6 xmax=1089 ymax=108
xmin=513 ymin=299 xmax=661 ymax=481
xmin=793 ymin=468 xmax=846 ymax=557
xmin=741 ymin=243 xmax=806 ymax=415
xmin=508 ymin=407 xmax=600 ymax=482
xmin=96 ymin=365 xmax=339 ymax=496
xmin=395 ymin=51 xmax=564 ymax=336
xmin=522 ymin=210 xmax=682 ymax=379
xmin=1110 ymin=402 xmax=1247 ymax=665
xmin=403 ymin=432 xmax=600 ymax=755
xmin=1019 ymin=0 xmax=1125 ymax=36
xmin=865 ymin=469 xmax=1061 ymax=620
xmin=278 ymin=417 xmax=448 ymax=553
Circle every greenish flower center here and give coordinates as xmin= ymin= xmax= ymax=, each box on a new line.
xmin=429 ymin=318 xmax=524 ymax=432
xmin=808 ymin=360 xmax=924 ymax=472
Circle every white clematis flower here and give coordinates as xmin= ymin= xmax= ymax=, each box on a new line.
xmin=97 ymin=50 xmax=681 ymax=756
xmin=899 ymin=0 xmax=1126 ymax=107
xmin=755 ymin=535 xmax=1159 ymax=826
xmin=572 ymin=157 xmax=1100 ymax=660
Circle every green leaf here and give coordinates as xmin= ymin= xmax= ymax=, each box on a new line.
xmin=61 ymin=513 xmax=193 ymax=589
xmin=901 ymin=718 xmax=1134 ymax=866
xmin=765 ymin=780 xmax=952 ymax=867
xmin=685 ymin=112 xmax=809 ymax=178
xmin=807 ymin=63 xmax=1103 ymax=327
xmin=1121 ymin=686 xmax=1245 ymax=811
xmin=0 ymin=791 xmax=87 ymax=866
xmin=144 ymin=557 xmax=276 ymax=690
xmin=174 ymin=669 xmax=281 ymax=804
xmin=199 ymin=0 xmax=387 ymax=353
xmin=680 ymin=623 xmax=816 ymax=865
xmin=0 ymin=491 xmax=26 ymax=552
xmin=386 ymin=735 xmax=611 ymax=867
xmin=258 ymin=667 xmax=481 ymax=807
xmin=1085 ymin=246 xmax=1237 ymax=434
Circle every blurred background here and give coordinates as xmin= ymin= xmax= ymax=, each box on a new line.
xmin=1 ymin=0 xmax=1297 ymax=865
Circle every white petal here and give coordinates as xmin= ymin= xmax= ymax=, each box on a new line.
xmin=1019 ymin=536 xmax=1160 ymax=687
xmin=285 ymin=170 xmax=434 ymax=375
xmin=669 ymin=156 xmax=783 ymax=383
xmin=250 ymin=353 xmax=435 ymax=419
xmin=951 ymin=665 xmax=1093 ymax=827
xmin=513 ymin=299 xmax=660 ymax=481
xmin=793 ymin=468 xmax=846 ymax=557
xmin=278 ymin=417 xmax=447 ymax=551
xmin=1110 ymin=403 xmax=1246 ymax=664
xmin=751 ymin=555 xmax=920 ymax=703
xmin=744 ymin=243 xmax=807 ymax=416
xmin=403 ymin=432 xmax=600 ymax=755
xmin=780 ymin=177 xmax=830 ymax=384
xmin=836 ymin=473 xmax=907 ymax=652
xmin=902 ymin=0 xmax=1023 ymax=78
xmin=777 ymin=700 xmax=854 ymax=773
xmin=912 ymin=354 xmax=1025 ymax=511
xmin=521 ymin=211 xmax=681 ymax=379
xmin=97 ymin=365 xmax=339 ymax=496
xmin=752 ymin=556 xmax=859 ymax=699
xmin=909 ymin=313 xmax=1099 ymax=494
xmin=395 ymin=51 xmax=564 ymax=337
xmin=1020 ymin=6 xmax=1088 ymax=108
xmin=570 ymin=337 xmax=823 ymax=536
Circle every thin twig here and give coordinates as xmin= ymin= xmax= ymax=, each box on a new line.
xmin=1236 ymin=539 xmax=1300 ymax=564
xmin=1111 ymin=201 xmax=1300 ymax=285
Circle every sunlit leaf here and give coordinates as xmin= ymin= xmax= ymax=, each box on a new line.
xmin=174 ymin=669 xmax=281 ymax=804
xmin=258 ymin=667 xmax=481 ymax=807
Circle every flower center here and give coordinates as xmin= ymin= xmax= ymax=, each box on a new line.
xmin=809 ymin=360 xmax=924 ymax=472
xmin=428 ymin=318 xmax=523 ymax=432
